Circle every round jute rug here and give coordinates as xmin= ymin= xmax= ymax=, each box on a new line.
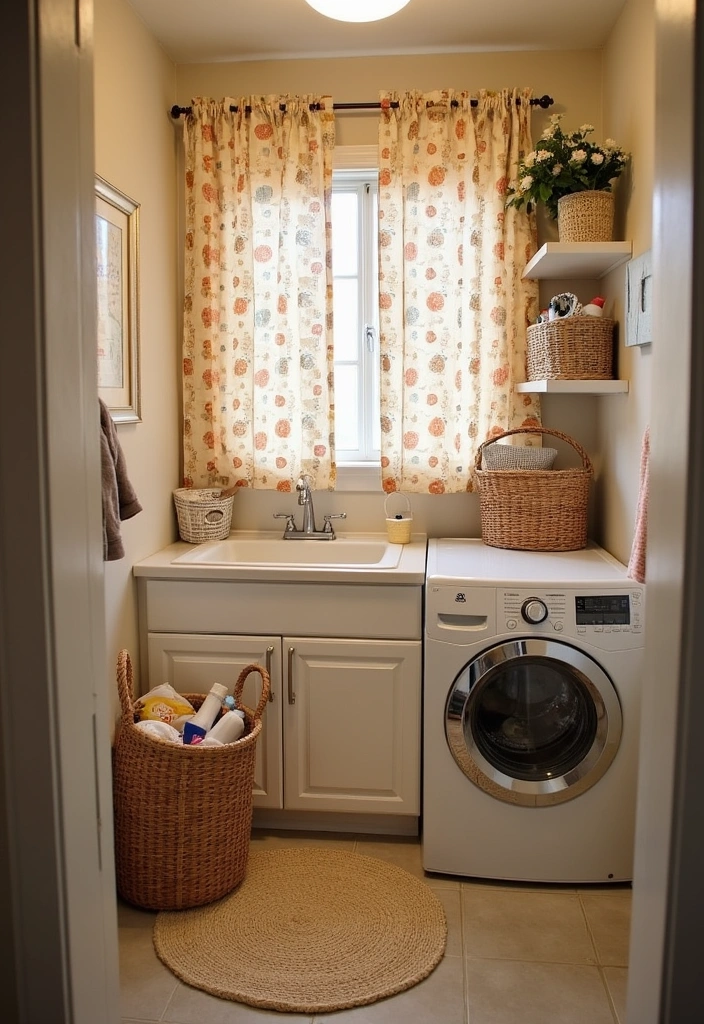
xmin=153 ymin=846 xmax=447 ymax=1013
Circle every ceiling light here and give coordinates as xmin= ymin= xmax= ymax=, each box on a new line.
xmin=304 ymin=0 xmax=412 ymax=23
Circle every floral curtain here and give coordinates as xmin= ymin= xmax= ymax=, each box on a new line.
xmin=378 ymin=88 xmax=541 ymax=494
xmin=182 ymin=96 xmax=336 ymax=492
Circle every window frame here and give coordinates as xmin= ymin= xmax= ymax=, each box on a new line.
xmin=332 ymin=146 xmax=382 ymax=489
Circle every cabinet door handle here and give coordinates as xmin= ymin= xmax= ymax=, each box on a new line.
xmin=287 ymin=646 xmax=296 ymax=705
xmin=265 ymin=645 xmax=275 ymax=701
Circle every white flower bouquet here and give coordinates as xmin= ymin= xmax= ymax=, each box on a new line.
xmin=506 ymin=115 xmax=629 ymax=220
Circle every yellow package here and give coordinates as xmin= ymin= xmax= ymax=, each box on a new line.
xmin=134 ymin=683 xmax=196 ymax=731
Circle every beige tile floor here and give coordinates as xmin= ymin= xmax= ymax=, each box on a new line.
xmin=119 ymin=830 xmax=630 ymax=1024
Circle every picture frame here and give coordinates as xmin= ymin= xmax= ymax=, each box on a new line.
xmin=95 ymin=175 xmax=141 ymax=422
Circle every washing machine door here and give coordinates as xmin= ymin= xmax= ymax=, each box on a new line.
xmin=445 ymin=638 xmax=622 ymax=806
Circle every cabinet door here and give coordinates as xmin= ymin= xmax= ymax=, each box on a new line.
xmin=283 ymin=637 xmax=421 ymax=815
xmin=146 ymin=633 xmax=283 ymax=809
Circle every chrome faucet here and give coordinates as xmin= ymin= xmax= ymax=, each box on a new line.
xmin=296 ymin=474 xmax=317 ymax=534
xmin=273 ymin=474 xmax=347 ymax=539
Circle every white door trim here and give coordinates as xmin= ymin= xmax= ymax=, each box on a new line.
xmin=0 ymin=1 xmax=120 ymax=1020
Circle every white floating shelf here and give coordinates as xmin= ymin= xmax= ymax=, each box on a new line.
xmin=516 ymin=379 xmax=629 ymax=395
xmin=522 ymin=242 xmax=633 ymax=280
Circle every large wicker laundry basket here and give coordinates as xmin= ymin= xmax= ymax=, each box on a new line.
xmin=474 ymin=427 xmax=592 ymax=552
xmin=112 ymin=650 xmax=270 ymax=910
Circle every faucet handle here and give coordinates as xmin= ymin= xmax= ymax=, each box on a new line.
xmin=323 ymin=513 xmax=347 ymax=534
xmin=273 ymin=513 xmax=297 ymax=533
xmin=295 ymin=476 xmax=311 ymax=508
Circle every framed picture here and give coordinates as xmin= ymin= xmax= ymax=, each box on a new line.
xmin=95 ymin=175 xmax=141 ymax=422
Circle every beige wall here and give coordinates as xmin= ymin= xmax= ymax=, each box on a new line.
xmin=597 ymin=0 xmax=655 ymax=563
xmin=94 ymin=0 xmax=179 ymax=713
xmin=177 ymin=49 xmax=604 ymax=147
xmin=176 ymin=49 xmax=608 ymax=539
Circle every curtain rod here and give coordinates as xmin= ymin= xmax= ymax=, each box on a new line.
xmin=169 ymin=95 xmax=554 ymax=119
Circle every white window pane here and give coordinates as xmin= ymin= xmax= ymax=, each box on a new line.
xmin=334 ymin=366 xmax=359 ymax=451
xmin=331 ymin=192 xmax=358 ymax=276
xmin=333 ymin=278 xmax=359 ymax=362
xmin=332 ymin=169 xmax=379 ymax=464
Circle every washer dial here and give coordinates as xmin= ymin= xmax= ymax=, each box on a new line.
xmin=521 ymin=598 xmax=549 ymax=624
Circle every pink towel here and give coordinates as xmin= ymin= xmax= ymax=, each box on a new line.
xmin=627 ymin=426 xmax=650 ymax=584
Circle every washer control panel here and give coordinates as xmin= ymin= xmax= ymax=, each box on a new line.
xmin=500 ymin=588 xmax=644 ymax=647
xmin=503 ymin=590 xmax=567 ymax=631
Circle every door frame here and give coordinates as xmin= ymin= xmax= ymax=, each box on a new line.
xmin=626 ymin=1 xmax=704 ymax=1020
xmin=0 ymin=1 xmax=120 ymax=1020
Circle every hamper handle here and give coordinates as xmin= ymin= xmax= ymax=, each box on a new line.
xmin=116 ymin=649 xmax=136 ymax=726
xmin=384 ymin=492 xmax=412 ymax=519
xmin=475 ymin=427 xmax=592 ymax=474
xmin=234 ymin=663 xmax=271 ymax=721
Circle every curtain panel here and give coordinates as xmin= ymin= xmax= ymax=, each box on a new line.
xmin=378 ymin=88 xmax=541 ymax=495
xmin=182 ymin=96 xmax=336 ymax=492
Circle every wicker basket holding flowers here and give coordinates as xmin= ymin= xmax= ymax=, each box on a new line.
xmin=506 ymin=115 xmax=629 ymax=242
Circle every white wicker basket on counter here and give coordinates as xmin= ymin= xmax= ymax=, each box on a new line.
xmin=173 ymin=488 xmax=235 ymax=543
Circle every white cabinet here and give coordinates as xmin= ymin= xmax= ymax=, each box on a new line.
xmin=283 ymin=638 xmax=421 ymax=815
xmin=138 ymin=578 xmax=423 ymax=823
xmin=146 ymin=632 xmax=283 ymax=808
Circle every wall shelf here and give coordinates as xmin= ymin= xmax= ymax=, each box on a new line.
xmin=522 ymin=242 xmax=633 ymax=280
xmin=516 ymin=379 xmax=629 ymax=395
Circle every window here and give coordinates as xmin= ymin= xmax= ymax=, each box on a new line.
xmin=332 ymin=167 xmax=380 ymax=466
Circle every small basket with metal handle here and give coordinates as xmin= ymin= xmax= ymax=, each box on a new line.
xmin=384 ymin=493 xmax=413 ymax=544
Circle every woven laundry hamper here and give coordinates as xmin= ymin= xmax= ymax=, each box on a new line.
xmin=474 ymin=427 xmax=592 ymax=552
xmin=112 ymin=650 xmax=270 ymax=910
xmin=526 ymin=317 xmax=615 ymax=381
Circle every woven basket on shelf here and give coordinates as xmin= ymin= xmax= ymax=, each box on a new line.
xmin=557 ymin=190 xmax=615 ymax=242
xmin=526 ymin=317 xmax=615 ymax=380
xmin=112 ymin=650 xmax=270 ymax=911
xmin=173 ymin=487 xmax=235 ymax=543
xmin=474 ymin=427 xmax=592 ymax=552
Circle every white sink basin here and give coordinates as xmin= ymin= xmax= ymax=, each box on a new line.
xmin=171 ymin=533 xmax=404 ymax=569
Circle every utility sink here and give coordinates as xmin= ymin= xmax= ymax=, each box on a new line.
xmin=134 ymin=531 xmax=427 ymax=584
xmin=171 ymin=532 xmax=404 ymax=569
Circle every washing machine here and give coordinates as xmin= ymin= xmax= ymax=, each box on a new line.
xmin=423 ymin=539 xmax=645 ymax=883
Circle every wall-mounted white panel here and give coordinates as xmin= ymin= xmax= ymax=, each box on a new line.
xmin=625 ymin=249 xmax=653 ymax=347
